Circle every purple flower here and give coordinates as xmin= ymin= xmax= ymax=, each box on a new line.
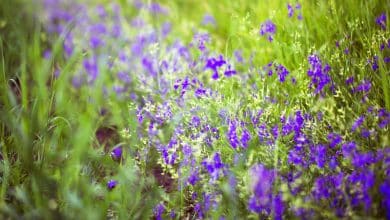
xmin=348 ymin=171 xmax=375 ymax=211
xmin=224 ymin=65 xmax=237 ymax=77
xmin=191 ymin=115 xmax=201 ymax=127
xmin=83 ymin=56 xmax=99 ymax=83
xmin=276 ymin=64 xmax=289 ymax=82
xmin=342 ymin=141 xmax=357 ymax=158
xmin=111 ymin=146 xmax=123 ymax=161
xmin=95 ymin=5 xmax=107 ymax=18
xmin=107 ymin=179 xmax=117 ymax=190
xmin=259 ymin=20 xmax=276 ymax=42
xmin=264 ymin=62 xmax=289 ymax=82
xmin=345 ymin=76 xmax=354 ymax=85
xmin=234 ymin=50 xmax=244 ymax=63
xmin=149 ymin=3 xmax=168 ymax=14
xmin=376 ymin=13 xmax=387 ymax=30
xmin=380 ymin=181 xmax=390 ymax=219
xmin=369 ymin=56 xmax=379 ymax=71
xmin=201 ymin=152 xmax=225 ymax=181
xmin=153 ymin=203 xmax=165 ymax=220
xmin=273 ymin=193 xmax=284 ymax=220
xmin=312 ymin=173 xmax=344 ymax=202
xmin=227 ymin=120 xmax=240 ymax=149
xmin=287 ymin=3 xmax=302 ymax=19
xmin=205 ymin=55 xmax=226 ymax=80
xmin=194 ymin=32 xmax=210 ymax=51
xmin=117 ymin=71 xmax=131 ymax=84
xmin=241 ymin=128 xmax=251 ymax=148
xmin=328 ymin=133 xmax=342 ymax=148
xmin=63 ymin=33 xmax=74 ymax=57
xmin=351 ymin=115 xmax=365 ymax=132
xmin=329 ymin=157 xmax=338 ymax=170
xmin=170 ymin=209 xmax=176 ymax=219
xmin=287 ymin=3 xmax=294 ymax=17
xmin=315 ymin=144 xmax=327 ymax=168
xmin=187 ymin=169 xmax=200 ymax=185
xmin=43 ymin=49 xmax=51 ymax=59
xmin=351 ymin=152 xmax=375 ymax=168
xmin=202 ymin=14 xmax=216 ymax=26
xmin=248 ymin=164 xmax=275 ymax=215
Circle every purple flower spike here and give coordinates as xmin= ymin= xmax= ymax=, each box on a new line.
xmin=111 ymin=146 xmax=123 ymax=161
xmin=107 ymin=179 xmax=117 ymax=190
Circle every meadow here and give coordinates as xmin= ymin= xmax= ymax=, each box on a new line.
xmin=0 ymin=0 xmax=390 ymax=219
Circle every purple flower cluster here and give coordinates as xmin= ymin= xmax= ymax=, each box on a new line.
xmin=205 ymin=55 xmax=236 ymax=79
xmin=287 ymin=3 xmax=302 ymax=20
xmin=307 ymin=54 xmax=334 ymax=96
xmin=201 ymin=152 xmax=225 ymax=182
xmin=263 ymin=62 xmax=290 ymax=82
xmin=227 ymin=119 xmax=252 ymax=149
xmin=40 ymin=1 xmax=390 ymax=219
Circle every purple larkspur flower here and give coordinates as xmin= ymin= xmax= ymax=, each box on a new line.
xmin=329 ymin=157 xmax=338 ymax=170
xmin=205 ymin=55 xmax=226 ymax=80
xmin=224 ymin=65 xmax=237 ymax=77
xmin=380 ymin=181 xmax=390 ymax=219
xmin=95 ymin=5 xmax=107 ymax=18
xmin=313 ymin=173 xmax=344 ymax=202
xmin=117 ymin=71 xmax=131 ymax=84
xmin=194 ymin=32 xmax=210 ymax=51
xmin=111 ymin=146 xmax=122 ymax=161
xmin=153 ymin=203 xmax=165 ymax=220
xmin=234 ymin=50 xmax=244 ymax=63
xmin=328 ymin=132 xmax=342 ymax=148
xmin=369 ymin=56 xmax=379 ymax=71
xmin=287 ymin=3 xmax=294 ymax=17
xmin=241 ymin=128 xmax=251 ymax=148
xmin=376 ymin=13 xmax=387 ymax=30
xmin=276 ymin=64 xmax=289 ymax=82
xmin=191 ymin=115 xmax=201 ymax=127
xmin=63 ymin=33 xmax=74 ymax=57
xmin=348 ymin=170 xmax=375 ymax=211
xmin=351 ymin=152 xmax=375 ymax=168
xmin=287 ymin=3 xmax=302 ymax=20
xmin=351 ymin=115 xmax=365 ymax=132
xmin=43 ymin=49 xmax=51 ymax=59
xmin=342 ymin=141 xmax=357 ymax=158
xmin=315 ymin=144 xmax=327 ymax=168
xmin=83 ymin=56 xmax=98 ymax=83
xmin=107 ymin=179 xmax=117 ymax=190
xmin=170 ymin=209 xmax=176 ymax=219
xmin=202 ymin=13 xmax=216 ymax=26
xmin=259 ymin=20 xmax=276 ymax=42
xmin=149 ymin=3 xmax=168 ymax=14
xmin=227 ymin=120 xmax=240 ymax=149
xmin=345 ymin=76 xmax=354 ymax=85
xmin=201 ymin=152 xmax=225 ymax=181
xmin=248 ymin=164 xmax=275 ymax=215
xmin=188 ymin=169 xmax=200 ymax=186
